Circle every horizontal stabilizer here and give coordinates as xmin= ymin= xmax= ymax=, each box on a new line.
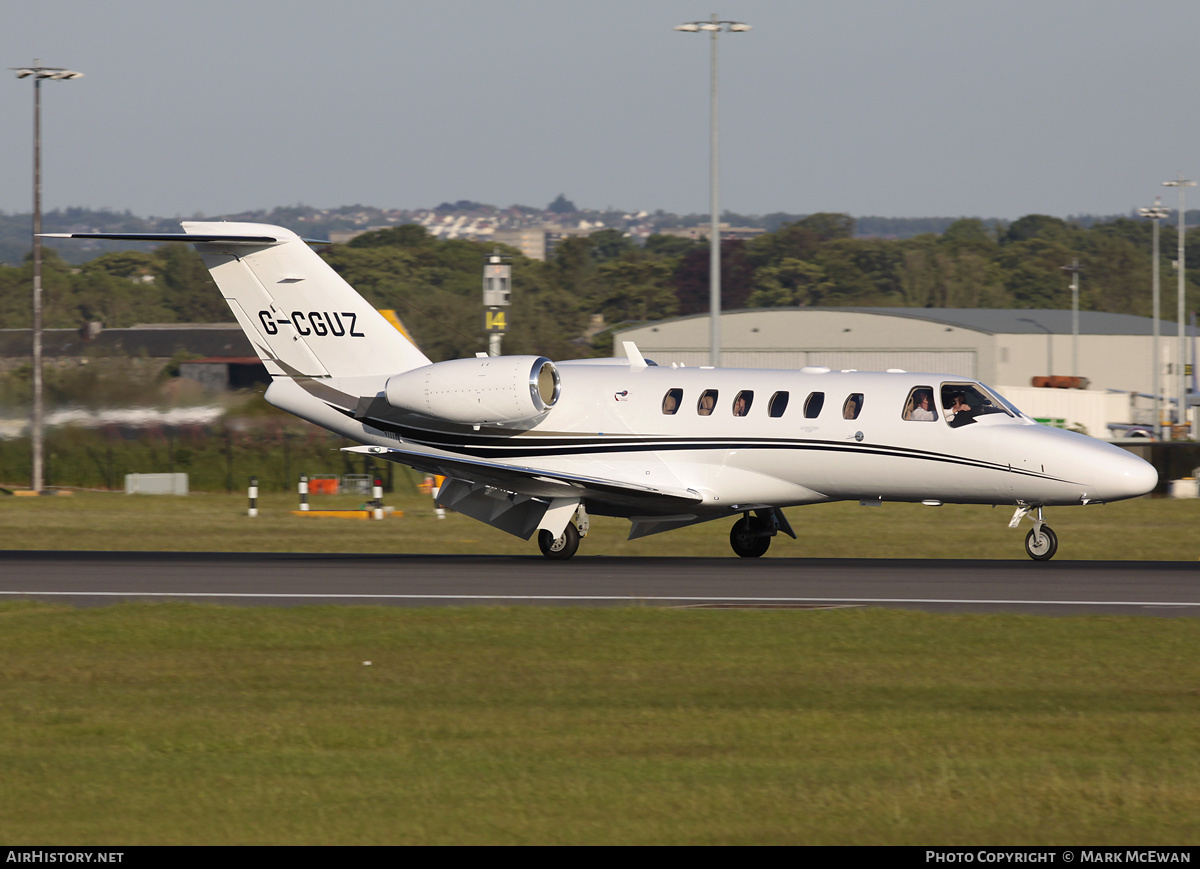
xmin=40 ymin=232 xmax=283 ymax=245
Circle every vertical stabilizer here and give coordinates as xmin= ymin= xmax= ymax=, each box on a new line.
xmin=182 ymin=222 xmax=431 ymax=378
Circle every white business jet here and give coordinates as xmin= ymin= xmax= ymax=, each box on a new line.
xmin=47 ymin=223 xmax=1158 ymax=561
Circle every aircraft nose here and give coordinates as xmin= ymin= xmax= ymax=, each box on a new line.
xmin=1097 ymin=447 xmax=1158 ymax=501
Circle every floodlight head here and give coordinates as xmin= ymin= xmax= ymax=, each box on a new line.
xmin=699 ymin=23 xmax=721 ymax=31
xmin=13 ymin=68 xmax=34 ymax=78
xmin=674 ymin=23 xmax=700 ymax=31
xmin=50 ymin=70 xmax=84 ymax=80
xmin=728 ymin=23 xmax=752 ymax=31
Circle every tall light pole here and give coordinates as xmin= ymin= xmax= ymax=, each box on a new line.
xmin=1162 ymin=174 xmax=1194 ymax=436
xmin=674 ymin=14 xmax=751 ymax=368
xmin=1138 ymin=199 xmax=1170 ymax=439
xmin=11 ymin=61 xmax=84 ymax=492
xmin=1060 ymin=258 xmax=1083 ymax=379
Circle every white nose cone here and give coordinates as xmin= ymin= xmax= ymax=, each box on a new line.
xmin=1101 ymin=448 xmax=1158 ymax=501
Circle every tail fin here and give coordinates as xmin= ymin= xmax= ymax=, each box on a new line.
xmin=183 ymin=222 xmax=430 ymax=378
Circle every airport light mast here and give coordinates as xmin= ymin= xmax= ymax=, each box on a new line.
xmin=1162 ymin=174 xmax=1195 ymax=436
xmin=674 ymin=14 xmax=751 ymax=368
xmin=1138 ymin=199 xmax=1170 ymax=439
xmin=1060 ymin=258 xmax=1083 ymax=380
xmin=11 ymin=61 xmax=84 ymax=493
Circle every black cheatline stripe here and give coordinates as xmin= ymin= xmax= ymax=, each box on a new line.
xmin=344 ymin=404 xmax=980 ymax=461
xmin=339 ymin=406 xmax=1075 ymax=485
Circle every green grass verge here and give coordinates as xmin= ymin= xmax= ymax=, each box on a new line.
xmin=1 ymin=490 xmax=1198 ymax=559
xmin=1 ymin=603 xmax=1198 ymax=845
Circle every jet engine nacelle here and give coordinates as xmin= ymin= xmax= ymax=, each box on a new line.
xmin=384 ymin=355 xmax=561 ymax=426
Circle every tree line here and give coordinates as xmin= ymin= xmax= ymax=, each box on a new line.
xmin=1 ymin=213 xmax=1197 ymax=363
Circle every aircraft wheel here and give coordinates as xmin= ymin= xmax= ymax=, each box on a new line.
xmin=538 ymin=524 xmax=580 ymax=560
xmin=730 ymin=516 xmax=771 ymax=558
xmin=1024 ymin=526 xmax=1058 ymax=561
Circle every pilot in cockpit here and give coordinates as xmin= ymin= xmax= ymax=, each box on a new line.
xmin=947 ymin=393 xmax=976 ymax=427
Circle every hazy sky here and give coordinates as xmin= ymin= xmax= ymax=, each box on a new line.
xmin=4 ymin=0 xmax=1200 ymax=222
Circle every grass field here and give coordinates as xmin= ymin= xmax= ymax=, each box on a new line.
xmin=1 ymin=603 xmax=1199 ymax=845
xmin=1 ymin=489 xmax=1199 ymax=559
xmin=1 ymin=492 xmax=1198 ymax=844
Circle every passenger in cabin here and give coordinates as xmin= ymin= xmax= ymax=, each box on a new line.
xmin=843 ymin=396 xmax=861 ymax=419
xmin=662 ymin=393 xmax=677 ymax=414
xmin=733 ymin=395 xmax=748 ymax=417
xmin=698 ymin=393 xmax=716 ymax=416
xmin=907 ymin=390 xmax=936 ymax=421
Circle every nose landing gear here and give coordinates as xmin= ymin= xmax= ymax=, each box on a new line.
xmin=1011 ymin=505 xmax=1058 ymax=561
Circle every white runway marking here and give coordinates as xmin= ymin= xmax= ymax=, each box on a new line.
xmin=2 ymin=590 xmax=1199 ymax=608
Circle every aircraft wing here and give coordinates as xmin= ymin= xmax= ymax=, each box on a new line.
xmin=342 ymin=444 xmax=703 ymax=513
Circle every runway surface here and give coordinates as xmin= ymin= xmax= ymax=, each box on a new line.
xmin=1 ymin=551 xmax=1198 ymax=616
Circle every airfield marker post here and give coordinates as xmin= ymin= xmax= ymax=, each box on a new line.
xmin=248 ymin=476 xmax=258 ymax=517
xmin=372 ymin=477 xmax=383 ymax=520
xmin=298 ymin=473 xmax=309 ymax=511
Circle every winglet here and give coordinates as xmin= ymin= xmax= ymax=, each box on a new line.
xmin=622 ymin=341 xmax=648 ymax=369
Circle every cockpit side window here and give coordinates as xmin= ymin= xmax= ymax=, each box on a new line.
xmin=768 ymin=391 xmax=789 ymax=418
xmin=903 ymin=386 xmax=938 ymax=421
xmin=803 ymin=392 xmax=825 ymax=419
xmin=662 ymin=388 xmax=682 ymax=415
xmin=697 ymin=389 xmax=718 ymax=416
xmin=940 ymin=382 xmax=1014 ymax=428
xmin=842 ymin=393 xmax=864 ymax=420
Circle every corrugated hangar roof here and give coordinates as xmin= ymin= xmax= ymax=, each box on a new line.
xmin=629 ymin=307 xmax=1198 ymax=337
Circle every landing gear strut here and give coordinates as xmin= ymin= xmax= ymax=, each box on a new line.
xmin=1012 ymin=505 xmax=1058 ymax=561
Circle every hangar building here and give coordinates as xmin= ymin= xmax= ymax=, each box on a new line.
xmin=613 ymin=307 xmax=1199 ymax=438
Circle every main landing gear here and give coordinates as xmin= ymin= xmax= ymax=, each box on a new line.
xmin=1011 ymin=505 xmax=1058 ymax=561
xmin=537 ymin=504 xmax=589 ymax=560
xmin=538 ymin=524 xmax=580 ymax=560
xmin=729 ymin=509 xmax=795 ymax=558
xmin=730 ymin=514 xmax=772 ymax=558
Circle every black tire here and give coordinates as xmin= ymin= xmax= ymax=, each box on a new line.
xmin=1024 ymin=525 xmax=1058 ymax=561
xmin=538 ymin=524 xmax=580 ymax=560
xmin=730 ymin=516 xmax=771 ymax=558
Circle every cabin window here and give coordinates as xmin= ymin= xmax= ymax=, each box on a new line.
xmin=804 ymin=392 xmax=825 ymax=419
xmin=697 ymin=389 xmax=718 ymax=416
xmin=732 ymin=390 xmax=754 ymax=417
xmin=768 ymin=391 xmax=789 ymax=418
xmin=662 ymin=389 xmax=682 ymax=415
xmin=903 ymin=386 xmax=938 ymax=422
xmin=842 ymin=393 xmax=864 ymax=420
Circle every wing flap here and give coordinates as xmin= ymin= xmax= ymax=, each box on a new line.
xmin=343 ymin=444 xmax=703 ymax=511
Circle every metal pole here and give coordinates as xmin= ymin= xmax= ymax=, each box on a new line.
xmin=31 ymin=71 xmax=43 ymax=493
xmin=1163 ymin=175 xmax=1195 ymax=436
xmin=708 ymin=12 xmax=721 ymax=368
xmin=677 ymin=16 xmax=751 ymax=367
xmin=1178 ymin=188 xmax=1189 ymax=435
xmin=1140 ymin=201 xmax=1169 ymax=439
xmin=1064 ymin=259 xmax=1080 ymax=378
xmin=13 ymin=62 xmax=83 ymax=492
xmin=1153 ymin=217 xmax=1162 ymax=438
